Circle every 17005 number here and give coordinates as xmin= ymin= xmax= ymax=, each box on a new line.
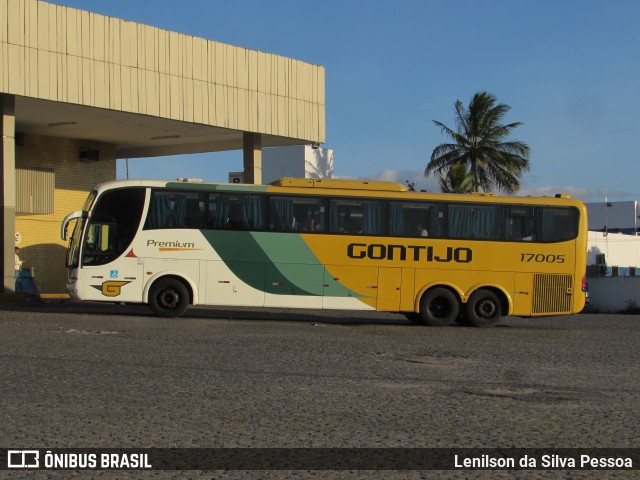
xmin=520 ymin=253 xmax=565 ymax=263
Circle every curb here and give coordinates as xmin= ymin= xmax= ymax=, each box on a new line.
xmin=0 ymin=293 xmax=70 ymax=302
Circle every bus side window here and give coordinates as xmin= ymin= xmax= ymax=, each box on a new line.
xmin=330 ymin=199 xmax=385 ymax=235
xmin=448 ymin=204 xmax=502 ymax=240
xmin=541 ymin=207 xmax=578 ymax=242
xmin=389 ymin=202 xmax=444 ymax=238
xmin=146 ymin=191 xmax=204 ymax=229
xmin=207 ymin=194 xmax=266 ymax=231
xmin=505 ymin=206 xmax=536 ymax=242
xmin=270 ymin=196 xmax=326 ymax=233
xmin=207 ymin=194 xmax=229 ymax=229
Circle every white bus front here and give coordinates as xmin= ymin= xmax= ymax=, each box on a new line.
xmin=61 ymin=187 xmax=147 ymax=303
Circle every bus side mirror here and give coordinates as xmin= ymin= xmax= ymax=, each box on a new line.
xmin=61 ymin=211 xmax=83 ymax=240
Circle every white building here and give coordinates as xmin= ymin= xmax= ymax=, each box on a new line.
xmin=228 ymin=145 xmax=334 ymax=185
xmin=262 ymin=145 xmax=334 ymax=184
xmin=586 ymin=231 xmax=640 ymax=313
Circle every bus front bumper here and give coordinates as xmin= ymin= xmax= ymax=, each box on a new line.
xmin=66 ymin=274 xmax=82 ymax=301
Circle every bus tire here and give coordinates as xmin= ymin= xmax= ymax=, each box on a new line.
xmin=466 ymin=289 xmax=502 ymax=328
xmin=148 ymin=278 xmax=190 ymax=318
xmin=419 ymin=287 xmax=459 ymax=326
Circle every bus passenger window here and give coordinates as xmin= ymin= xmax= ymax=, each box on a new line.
xmin=145 ymin=191 xmax=204 ymax=229
xmin=270 ymin=196 xmax=326 ymax=233
xmin=448 ymin=204 xmax=502 ymax=240
xmin=389 ymin=202 xmax=444 ymax=238
xmin=541 ymin=207 xmax=578 ymax=242
xmin=505 ymin=206 xmax=536 ymax=242
xmin=330 ymin=199 xmax=385 ymax=235
xmin=207 ymin=194 xmax=265 ymax=231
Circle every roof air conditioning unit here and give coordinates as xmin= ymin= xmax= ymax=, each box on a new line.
xmin=228 ymin=172 xmax=244 ymax=184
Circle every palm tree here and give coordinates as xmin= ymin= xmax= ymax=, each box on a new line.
xmin=426 ymin=91 xmax=530 ymax=195
xmin=437 ymin=162 xmax=474 ymax=193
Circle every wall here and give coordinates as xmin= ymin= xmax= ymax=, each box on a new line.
xmin=587 ymin=231 xmax=640 ymax=268
xmin=15 ymin=133 xmax=115 ymax=293
xmin=586 ymin=231 xmax=640 ymax=312
xmin=587 ymin=277 xmax=640 ymax=313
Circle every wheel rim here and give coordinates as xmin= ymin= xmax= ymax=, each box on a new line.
xmin=476 ymin=299 xmax=497 ymax=319
xmin=158 ymin=288 xmax=180 ymax=310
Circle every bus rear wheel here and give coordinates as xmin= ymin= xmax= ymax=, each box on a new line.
xmin=419 ymin=287 xmax=459 ymax=326
xmin=466 ymin=289 xmax=502 ymax=327
xmin=149 ymin=278 xmax=189 ymax=317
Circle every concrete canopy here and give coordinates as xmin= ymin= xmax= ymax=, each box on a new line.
xmin=2 ymin=0 xmax=326 ymax=157
xmin=15 ymin=96 xmax=313 ymax=159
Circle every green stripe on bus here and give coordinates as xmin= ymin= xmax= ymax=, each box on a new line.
xmin=201 ymin=230 xmax=353 ymax=297
xmin=166 ymin=182 xmax=269 ymax=193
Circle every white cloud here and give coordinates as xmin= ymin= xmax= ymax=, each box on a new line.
xmin=376 ymin=169 xmax=399 ymax=183
xmin=518 ymin=184 xmax=590 ymax=199
xmin=370 ymin=168 xmax=440 ymax=192
xmin=338 ymin=170 xmax=634 ymax=203
xmin=519 ymin=184 xmax=635 ymax=202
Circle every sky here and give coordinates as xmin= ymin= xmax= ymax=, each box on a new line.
xmin=53 ymin=0 xmax=640 ymax=201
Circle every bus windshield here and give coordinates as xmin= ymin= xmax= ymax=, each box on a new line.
xmin=81 ymin=187 xmax=146 ymax=267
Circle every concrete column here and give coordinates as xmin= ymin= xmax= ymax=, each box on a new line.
xmin=243 ymin=132 xmax=262 ymax=184
xmin=0 ymin=94 xmax=16 ymax=293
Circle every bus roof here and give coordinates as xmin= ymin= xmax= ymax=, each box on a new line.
xmin=90 ymin=178 xmax=583 ymax=206
xmin=271 ymin=177 xmax=408 ymax=192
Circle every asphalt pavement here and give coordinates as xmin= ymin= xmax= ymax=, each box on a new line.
xmin=0 ymin=301 xmax=638 ymax=479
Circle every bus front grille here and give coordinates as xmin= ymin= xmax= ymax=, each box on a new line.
xmin=532 ymin=274 xmax=573 ymax=314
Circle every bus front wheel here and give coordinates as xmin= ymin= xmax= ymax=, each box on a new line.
xmin=419 ymin=287 xmax=459 ymax=326
xmin=465 ymin=289 xmax=502 ymax=327
xmin=149 ymin=278 xmax=190 ymax=317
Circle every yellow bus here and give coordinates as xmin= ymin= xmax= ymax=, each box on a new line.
xmin=61 ymin=177 xmax=588 ymax=327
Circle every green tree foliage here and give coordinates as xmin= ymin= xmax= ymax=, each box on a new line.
xmin=426 ymin=92 xmax=530 ymax=194
xmin=437 ymin=162 xmax=474 ymax=193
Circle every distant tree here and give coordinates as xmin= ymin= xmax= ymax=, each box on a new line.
xmin=426 ymin=91 xmax=530 ymax=194
xmin=437 ymin=162 xmax=474 ymax=193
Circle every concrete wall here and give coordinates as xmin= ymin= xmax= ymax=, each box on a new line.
xmin=587 ymin=277 xmax=640 ymax=313
xmin=586 ymin=231 xmax=640 ymax=312
xmin=15 ymin=133 xmax=115 ymax=293
xmin=587 ymin=231 xmax=640 ymax=268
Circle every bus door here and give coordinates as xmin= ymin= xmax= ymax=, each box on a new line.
xmin=377 ymin=267 xmax=402 ymax=311
xmin=80 ymin=217 xmax=144 ymax=303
